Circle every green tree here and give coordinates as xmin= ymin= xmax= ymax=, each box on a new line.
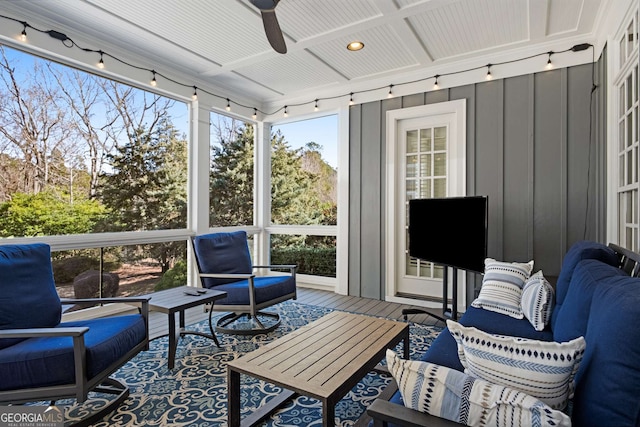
xmin=0 ymin=191 xmax=106 ymax=237
xmin=99 ymin=115 xmax=187 ymax=272
xmin=209 ymin=123 xmax=254 ymax=226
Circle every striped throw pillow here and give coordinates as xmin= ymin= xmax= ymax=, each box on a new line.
xmin=521 ymin=271 xmax=555 ymax=331
xmin=471 ymin=258 xmax=534 ymax=318
xmin=447 ymin=320 xmax=585 ymax=410
xmin=386 ymin=349 xmax=571 ymax=427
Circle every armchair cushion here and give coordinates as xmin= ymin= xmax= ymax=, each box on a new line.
xmin=193 ymin=231 xmax=253 ymax=287
xmin=447 ymin=320 xmax=585 ymax=410
xmin=214 ymin=275 xmax=296 ymax=306
xmin=386 ymin=349 xmax=571 ymax=427
xmin=0 ymin=243 xmax=61 ymax=350
xmin=0 ymin=314 xmax=146 ymax=391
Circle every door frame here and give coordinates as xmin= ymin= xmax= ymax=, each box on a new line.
xmin=384 ymin=99 xmax=467 ymax=309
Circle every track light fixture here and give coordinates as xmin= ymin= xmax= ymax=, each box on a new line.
xmin=0 ymin=13 xmax=593 ymax=119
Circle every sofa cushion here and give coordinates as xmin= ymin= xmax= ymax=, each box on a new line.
xmin=0 ymin=243 xmax=61 ymax=350
xmin=553 ymin=241 xmax=618 ymax=311
xmin=552 ymin=259 xmax=627 ymax=342
xmin=471 ymin=258 xmax=534 ymax=319
xmin=447 ymin=320 xmax=585 ymax=410
xmin=521 ymin=271 xmax=555 ymax=331
xmin=386 ymin=349 xmax=571 ymax=427
xmin=571 ymin=275 xmax=640 ymax=427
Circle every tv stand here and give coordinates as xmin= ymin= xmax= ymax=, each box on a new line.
xmin=402 ymin=265 xmax=459 ymax=323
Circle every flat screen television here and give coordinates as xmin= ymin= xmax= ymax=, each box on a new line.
xmin=408 ymin=196 xmax=488 ymax=274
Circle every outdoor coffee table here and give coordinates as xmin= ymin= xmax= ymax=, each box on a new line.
xmin=227 ymin=310 xmax=409 ymax=427
xmin=146 ymin=285 xmax=227 ymax=369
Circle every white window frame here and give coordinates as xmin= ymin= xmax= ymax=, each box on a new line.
xmin=607 ymin=3 xmax=640 ymax=250
xmin=260 ymin=109 xmax=349 ymax=294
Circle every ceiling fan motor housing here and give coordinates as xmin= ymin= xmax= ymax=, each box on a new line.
xmin=251 ymin=0 xmax=279 ymax=10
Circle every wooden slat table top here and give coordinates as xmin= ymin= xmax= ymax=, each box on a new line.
xmin=227 ymin=311 xmax=408 ymax=400
xmin=145 ymin=286 xmax=227 ymax=314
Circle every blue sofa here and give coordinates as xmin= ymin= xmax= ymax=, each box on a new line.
xmin=368 ymin=240 xmax=640 ymax=427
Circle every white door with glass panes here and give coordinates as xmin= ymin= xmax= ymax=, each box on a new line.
xmin=386 ymin=101 xmax=466 ymax=308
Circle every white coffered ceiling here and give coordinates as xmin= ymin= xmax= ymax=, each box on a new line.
xmin=0 ymin=0 xmax=611 ymax=114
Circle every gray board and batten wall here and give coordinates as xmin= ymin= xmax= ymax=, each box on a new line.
xmin=348 ymin=48 xmax=607 ymax=304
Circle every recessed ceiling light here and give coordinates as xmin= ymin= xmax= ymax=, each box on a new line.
xmin=347 ymin=41 xmax=364 ymax=51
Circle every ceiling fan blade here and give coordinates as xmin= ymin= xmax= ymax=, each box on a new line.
xmin=261 ymin=10 xmax=287 ymax=54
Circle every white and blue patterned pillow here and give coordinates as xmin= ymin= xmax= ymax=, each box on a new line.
xmin=471 ymin=258 xmax=534 ymax=318
xmin=521 ymin=271 xmax=555 ymax=331
xmin=447 ymin=320 xmax=585 ymax=410
xmin=386 ymin=349 xmax=571 ymax=427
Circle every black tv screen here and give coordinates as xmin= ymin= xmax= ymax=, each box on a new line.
xmin=408 ymin=196 xmax=488 ymax=274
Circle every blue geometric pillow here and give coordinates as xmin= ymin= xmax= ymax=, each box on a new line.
xmin=386 ymin=349 xmax=571 ymax=427
xmin=471 ymin=258 xmax=534 ymax=319
xmin=447 ymin=320 xmax=585 ymax=410
xmin=521 ymin=271 xmax=555 ymax=331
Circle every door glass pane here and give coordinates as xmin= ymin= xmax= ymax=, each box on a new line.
xmin=407 ymin=130 xmax=418 ymax=153
xmin=434 ymin=127 xmax=447 ymax=150
xmin=420 ymin=129 xmax=432 ymax=151
xmin=406 ymin=180 xmax=417 ymax=200
xmin=420 ymin=154 xmax=431 ymax=176
xmin=406 ymin=155 xmax=418 ymax=177
xmin=434 ymin=153 xmax=447 ymax=176
xmin=434 ymin=178 xmax=446 ymax=197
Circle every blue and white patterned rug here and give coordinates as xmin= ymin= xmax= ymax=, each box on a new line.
xmin=64 ymin=301 xmax=442 ymax=426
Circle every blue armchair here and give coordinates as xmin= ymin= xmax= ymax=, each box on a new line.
xmin=0 ymin=243 xmax=149 ymax=426
xmin=191 ymin=231 xmax=297 ymax=335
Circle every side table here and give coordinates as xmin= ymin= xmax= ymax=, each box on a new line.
xmin=145 ymin=285 xmax=227 ymax=369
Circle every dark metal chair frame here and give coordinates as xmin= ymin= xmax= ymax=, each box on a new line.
xmin=0 ymin=297 xmax=149 ymax=427
xmin=190 ymin=236 xmax=297 ymax=335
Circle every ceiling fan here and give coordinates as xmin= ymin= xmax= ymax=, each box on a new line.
xmin=250 ymin=0 xmax=287 ymax=54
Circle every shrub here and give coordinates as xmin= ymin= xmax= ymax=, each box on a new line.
xmin=271 ymin=246 xmax=336 ymax=277
xmin=155 ymin=260 xmax=187 ymax=291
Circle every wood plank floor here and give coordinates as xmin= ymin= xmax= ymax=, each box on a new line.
xmin=148 ymin=287 xmax=445 ymax=340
